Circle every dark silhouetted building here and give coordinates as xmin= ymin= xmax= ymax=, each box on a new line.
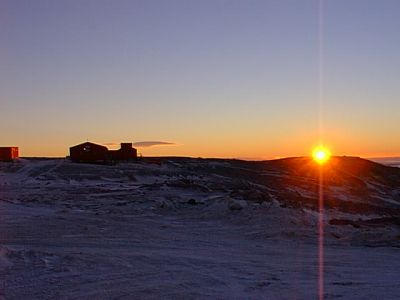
xmin=69 ymin=142 xmax=108 ymax=163
xmin=109 ymin=143 xmax=138 ymax=161
xmin=69 ymin=142 xmax=137 ymax=163
xmin=0 ymin=147 xmax=19 ymax=161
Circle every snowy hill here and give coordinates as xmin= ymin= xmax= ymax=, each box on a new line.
xmin=0 ymin=157 xmax=399 ymax=299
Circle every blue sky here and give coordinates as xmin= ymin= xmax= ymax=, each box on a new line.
xmin=1 ymin=0 xmax=399 ymax=158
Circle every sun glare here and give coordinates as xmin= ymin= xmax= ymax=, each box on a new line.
xmin=312 ymin=146 xmax=331 ymax=164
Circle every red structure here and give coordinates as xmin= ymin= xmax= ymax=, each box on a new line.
xmin=69 ymin=142 xmax=137 ymax=163
xmin=0 ymin=147 xmax=19 ymax=161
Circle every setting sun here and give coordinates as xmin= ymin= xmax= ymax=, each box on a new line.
xmin=312 ymin=146 xmax=331 ymax=164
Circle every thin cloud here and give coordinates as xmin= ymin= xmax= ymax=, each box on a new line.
xmin=133 ymin=141 xmax=177 ymax=148
xmin=103 ymin=142 xmax=118 ymax=146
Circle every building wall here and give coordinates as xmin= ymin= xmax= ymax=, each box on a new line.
xmin=108 ymin=143 xmax=137 ymax=161
xmin=11 ymin=147 xmax=19 ymax=159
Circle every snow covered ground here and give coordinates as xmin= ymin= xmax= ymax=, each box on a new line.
xmin=370 ymin=157 xmax=400 ymax=168
xmin=0 ymin=158 xmax=399 ymax=299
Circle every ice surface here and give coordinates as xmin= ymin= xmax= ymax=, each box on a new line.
xmin=0 ymin=158 xmax=399 ymax=299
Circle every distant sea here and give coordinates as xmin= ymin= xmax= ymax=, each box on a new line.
xmin=369 ymin=157 xmax=400 ymax=168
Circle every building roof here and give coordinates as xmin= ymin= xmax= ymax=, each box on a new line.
xmin=70 ymin=142 xmax=108 ymax=150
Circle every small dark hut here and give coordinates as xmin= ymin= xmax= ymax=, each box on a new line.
xmin=109 ymin=143 xmax=138 ymax=161
xmin=0 ymin=147 xmax=19 ymax=161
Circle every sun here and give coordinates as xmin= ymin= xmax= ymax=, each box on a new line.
xmin=312 ymin=146 xmax=331 ymax=164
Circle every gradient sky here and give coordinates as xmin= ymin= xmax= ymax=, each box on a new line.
xmin=1 ymin=0 xmax=399 ymax=158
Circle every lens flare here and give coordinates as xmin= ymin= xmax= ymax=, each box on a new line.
xmin=312 ymin=146 xmax=331 ymax=164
